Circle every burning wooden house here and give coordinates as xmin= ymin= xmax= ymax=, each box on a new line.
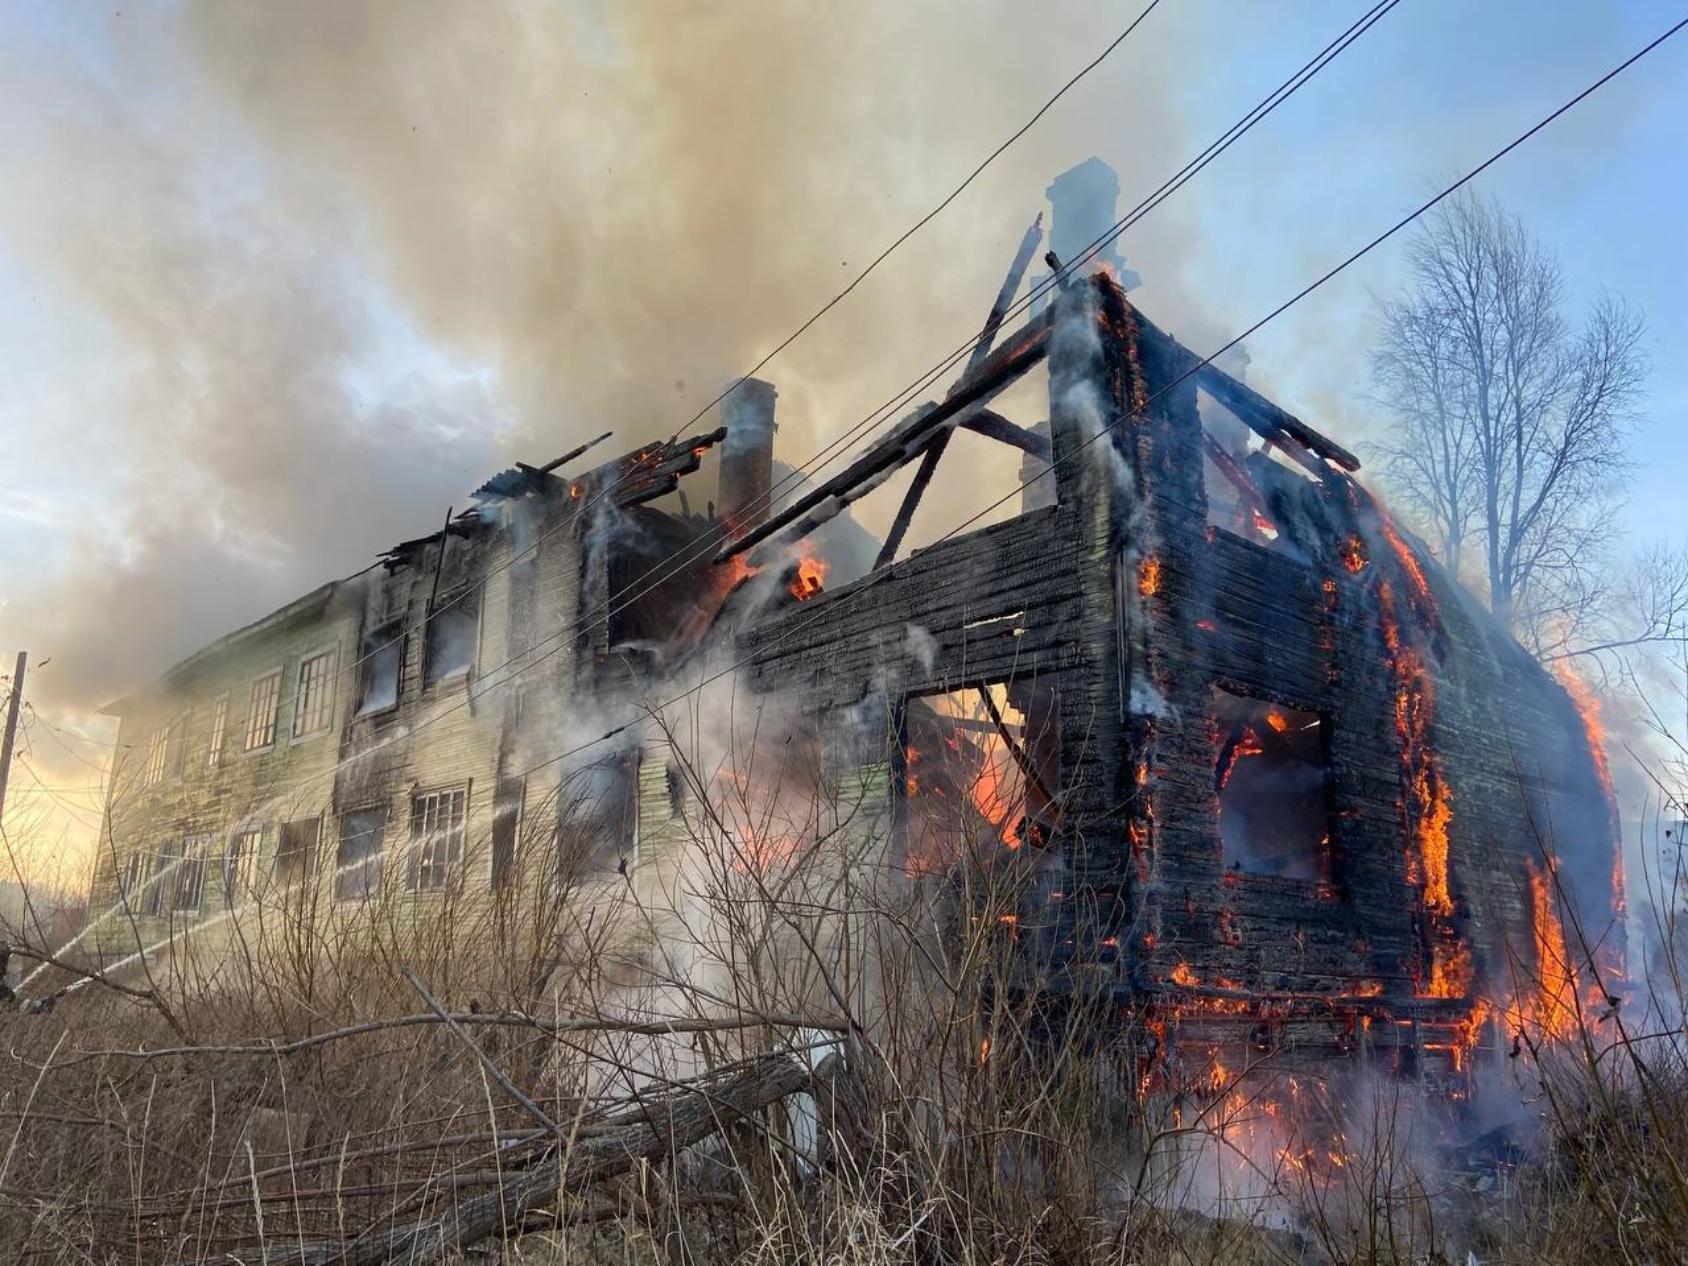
xmin=720 ymin=263 xmax=1624 ymax=1085
xmin=82 ymin=162 xmax=1621 ymax=1088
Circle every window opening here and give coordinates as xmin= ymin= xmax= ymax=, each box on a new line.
xmin=173 ymin=835 xmax=210 ymax=911
xmin=274 ymin=816 xmax=320 ymax=891
xmin=900 ymin=679 xmax=1061 ymax=876
xmin=293 ymin=649 xmax=338 ymax=737
xmin=335 ymin=807 xmax=386 ymax=902
xmin=423 ymin=596 xmax=477 ymax=686
xmin=356 ymin=629 xmax=402 ymax=716
xmin=207 ymin=695 xmax=229 ymax=768
xmin=245 ymin=671 xmax=282 ymax=751
xmin=409 ymin=787 xmax=467 ymax=892
xmin=225 ymin=828 xmax=263 ymax=905
xmin=1212 ymin=686 xmax=1330 ymax=881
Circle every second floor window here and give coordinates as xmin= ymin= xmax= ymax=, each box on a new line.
xmin=245 ymin=670 xmax=282 ymax=751
xmin=143 ymin=728 xmax=169 ymax=786
xmin=206 ymin=695 xmax=229 ymax=768
xmin=293 ymin=650 xmax=337 ymax=737
xmin=409 ymin=787 xmax=467 ymax=893
xmin=423 ymin=596 xmax=478 ymax=687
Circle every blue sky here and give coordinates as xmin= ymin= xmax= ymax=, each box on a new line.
xmin=1 ymin=1 xmax=1684 ymax=879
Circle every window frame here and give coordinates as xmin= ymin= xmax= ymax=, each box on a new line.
xmin=291 ymin=647 xmax=339 ymax=740
xmin=334 ymin=805 xmax=388 ymax=904
xmin=224 ymin=826 xmax=264 ymax=906
xmin=173 ymin=834 xmax=211 ymax=912
xmin=408 ymin=784 xmax=470 ymax=895
xmin=489 ymin=776 xmax=526 ymax=891
xmin=143 ymin=726 xmax=170 ymax=787
xmin=243 ymin=668 xmax=284 ymax=754
xmin=422 ymin=592 xmax=481 ymax=690
xmin=206 ymin=694 xmax=230 ymax=769
xmin=119 ymin=851 xmax=150 ymax=909
xmin=354 ymin=628 xmax=404 ymax=719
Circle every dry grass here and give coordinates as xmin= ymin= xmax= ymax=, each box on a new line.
xmin=1 ymin=717 xmax=1684 ymax=1265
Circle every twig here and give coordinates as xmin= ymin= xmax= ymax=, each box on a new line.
xmin=399 ymin=967 xmax=564 ymax=1139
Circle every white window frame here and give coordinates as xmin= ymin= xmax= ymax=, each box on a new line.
xmin=119 ymin=851 xmax=150 ymax=908
xmin=244 ymin=668 xmax=283 ymax=753
xmin=292 ymin=648 xmax=339 ymax=740
xmin=206 ymin=694 xmax=230 ymax=769
xmin=143 ymin=727 xmax=169 ymax=787
xmin=225 ymin=827 xmax=264 ymax=905
xmin=408 ymin=785 xmax=469 ymax=894
xmin=173 ymin=835 xmax=211 ymax=912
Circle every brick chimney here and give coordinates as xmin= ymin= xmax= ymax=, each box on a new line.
xmin=718 ymin=377 xmax=778 ymax=539
xmin=1031 ymin=158 xmax=1140 ymax=317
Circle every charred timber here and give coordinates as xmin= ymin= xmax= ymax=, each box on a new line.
xmin=1195 ymin=362 xmax=1361 ymax=473
xmin=716 ymin=310 xmax=1054 ymax=565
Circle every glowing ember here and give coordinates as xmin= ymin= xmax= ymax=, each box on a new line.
xmin=1170 ymin=962 xmax=1199 ymax=987
xmin=1138 ymin=555 xmax=1162 ymax=598
xmin=1528 ymin=862 xmax=1579 ymax=1041
xmin=788 ymin=549 xmax=828 ymax=601
xmin=1339 ymin=533 xmax=1368 ymax=574
xmin=1552 ymin=658 xmax=1625 ymax=921
xmin=1379 ymin=581 xmax=1454 ymax=920
xmin=1250 ymin=509 xmax=1280 ymax=541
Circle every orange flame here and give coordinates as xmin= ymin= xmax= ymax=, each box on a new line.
xmin=1138 ymin=555 xmax=1162 ymax=598
xmin=1528 ymin=862 xmax=1578 ymax=1041
xmin=1170 ymin=962 xmax=1199 ymax=987
xmin=788 ymin=548 xmax=828 ymax=601
xmin=1552 ymin=659 xmax=1625 ymax=925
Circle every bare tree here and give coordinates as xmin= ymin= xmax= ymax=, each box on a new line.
xmin=1370 ymin=191 xmax=1648 ymax=641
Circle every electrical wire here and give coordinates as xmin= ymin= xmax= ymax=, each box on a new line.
xmin=94 ymin=0 xmax=1406 ymax=818
xmin=207 ymin=2 xmax=1171 ymax=709
xmin=496 ymin=11 xmax=1688 ymax=789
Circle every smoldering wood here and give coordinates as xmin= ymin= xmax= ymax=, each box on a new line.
xmin=960 ymin=407 xmax=1050 ymax=459
xmin=1195 ymin=361 xmax=1361 ymax=473
xmin=740 ymin=273 xmax=1622 ymax=1080
xmin=715 ymin=311 xmax=1054 ymax=566
xmin=874 ymin=217 xmax=1048 ymax=569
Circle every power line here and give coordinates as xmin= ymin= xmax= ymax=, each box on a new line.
xmin=192 ymin=4 xmax=1169 ymax=715
xmin=88 ymin=0 xmax=1401 ymax=825
xmin=498 ymin=10 xmax=1688 ymax=789
xmin=364 ymin=0 xmax=1406 ymax=720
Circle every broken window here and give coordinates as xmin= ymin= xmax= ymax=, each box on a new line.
xmin=245 ymin=670 xmax=282 ymax=751
xmin=173 ymin=835 xmax=211 ymax=911
xmin=423 ymin=595 xmax=477 ymax=687
xmin=490 ymin=777 xmax=525 ymax=891
xmin=1212 ymin=687 xmax=1329 ymax=881
xmin=900 ymin=679 xmax=1061 ymax=875
xmin=274 ymin=816 xmax=320 ymax=891
xmin=293 ymin=649 xmax=338 ymax=737
xmin=1198 ymin=388 xmax=1311 ymax=558
xmin=224 ymin=827 xmax=263 ymax=905
xmin=355 ymin=628 xmax=402 ymax=717
xmin=556 ymin=755 xmax=636 ymax=881
xmin=207 ymin=695 xmax=229 ymax=768
xmin=409 ymin=786 xmax=468 ymax=893
xmin=335 ymin=807 xmax=386 ymax=902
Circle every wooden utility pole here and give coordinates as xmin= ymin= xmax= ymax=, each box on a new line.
xmin=0 ymin=651 xmax=23 ymax=833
